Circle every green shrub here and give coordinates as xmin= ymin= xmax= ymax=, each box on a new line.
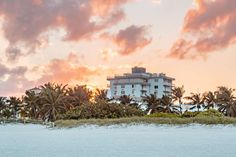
xmin=145 ymin=112 xmax=180 ymax=118
xmin=181 ymin=111 xmax=200 ymax=118
xmin=59 ymin=101 xmax=144 ymax=119
xmin=196 ymin=109 xmax=223 ymax=117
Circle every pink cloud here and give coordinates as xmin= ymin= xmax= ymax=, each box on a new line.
xmin=0 ymin=53 xmax=101 ymax=96
xmin=37 ymin=53 xmax=100 ymax=84
xmin=102 ymin=25 xmax=152 ymax=55
xmin=0 ymin=0 xmax=129 ymax=61
xmin=168 ymin=0 xmax=236 ymax=59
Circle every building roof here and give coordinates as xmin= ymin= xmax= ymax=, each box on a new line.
xmin=107 ymin=67 xmax=175 ymax=81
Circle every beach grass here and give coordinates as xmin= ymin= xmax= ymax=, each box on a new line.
xmin=55 ymin=116 xmax=236 ymax=128
xmin=0 ymin=118 xmax=44 ymax=125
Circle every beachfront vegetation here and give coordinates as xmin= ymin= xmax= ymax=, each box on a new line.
xmin=1 ymin=83 xmax=236 ymax=125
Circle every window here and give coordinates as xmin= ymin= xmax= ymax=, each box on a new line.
xmin=121 ymin=85 xmax=125 ymax=88
xmin=132 ymin=90 xmax=135 ymax=94
xmin=141 ymin=90 xmax=147 ymax=95
xmin=154 ymin=79 xmax=158 ymax=82
xmin=114 ymin=91 xmax=117 ymax=95
xmin=154 ymin=85 xmax=158 ymax=89
xmin=132 ymin=84 xmax=134 ymax=88
xmin=121 ymin=91 xmax=125 ymax=94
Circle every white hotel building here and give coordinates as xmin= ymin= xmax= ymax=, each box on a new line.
xmin=107 ymin=67 xmax=175 ymax=101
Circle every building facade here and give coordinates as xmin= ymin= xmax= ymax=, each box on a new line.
xmin=107 ymin=67 xmax=175 ymax=101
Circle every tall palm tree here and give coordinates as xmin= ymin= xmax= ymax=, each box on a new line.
xmin=172 ymin=86 xmax=185 ymax=114
xmin=67 ymin=85 xmax=93 ymax=107
xmin=39 ymin=83 xmax=69 ymax=122
xmin=142 ymin=94 xmax=161 ymax=114
xmin=6 ymin=97 xmax=22 ymax=119
xmin=215 ymin=86 xmax=236 ymax=117
xmin=185 ymin=93 xmax=204 ymax=112
xmin=203 ymin=91 xmax=216 ymax=110
xmin=160 ymin=95 xmax=180 ymax=114
xmin=23 ymin=90 xmax=40 ymax=119
xmin=0 ymin=97 xmax=7 ymax=117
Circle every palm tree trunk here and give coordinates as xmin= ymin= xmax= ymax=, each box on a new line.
xmin=179 ymin=99 xmax=182 ymax=114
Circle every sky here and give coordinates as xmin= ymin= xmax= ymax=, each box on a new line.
xmin=0 ymin=0 xmax=236 ymax=96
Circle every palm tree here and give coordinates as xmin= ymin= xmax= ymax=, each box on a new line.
xmin=202 ymin=91 xmax=216 ymax=110
xmin=159 ymin=95 xmax=180 ymax=114
xmin=0 ymin=97 xmax=7 ymax=117
xmin=142 ymin=94 xmax=161 ymax=114
xmin=67 ymin=85 xmax=93 ymax=107
xmin=94 ymin=89 xmax=109 ymax=102
xmin=39 ymin=83 xmax=69 ymax=122
xmin=118 ymin=95 xmax=133 ymax=105
xmin=23 ymin=91 xmax=40 ymax=119
xmin=185 ymin=93 xmax=204 ymax=112
xmin=215 ymin=86 xmax=236 ymax=117
xmin=6 ymin=97 xmax=22 ymax=119
xmin=172 ymin=86 xmax=185 ymax=114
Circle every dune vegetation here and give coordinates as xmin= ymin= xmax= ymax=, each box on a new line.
xmin=1 ymin=83 xmax=236 ymax=127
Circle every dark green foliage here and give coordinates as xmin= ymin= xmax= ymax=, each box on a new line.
xmin=59 ymin=101 xmax=144 ymax=119
xmin=185 ymin=93 xmax=204 ymax=111
xmin=0 ymin=97 xmax=7 ymax=118
xmin=118 ymin=95 xmax=134 ymax=105
xmin=181 ymin=111 xmax=200 ymax=118
xmin=145 ymin=112 xmax=180 ymax=118
xmin=142 ymin=94 xmax=160 ymax=113
xmin=142 ymin=94 xmax=180 ymax=114
xmin=202 ymin=91 xmax=216 ymax=109
xmin=23 ymin=91 xmax=40 ymax=119
xmin=39 ymin=83 xmax=69 ymax=122
xmin=6 ymin=97 xmax=21 ymax=118
xmin=215 ymin=86 xmax=236 ymax=117
xmin=2 ymin=83 xmax=236 ymax=123
xmin=196 ymin=109 xmax=223 ymax=117
xmin=172 ymin=85 xmax=185 ymax=114
xmin=67 ymin=85 xmax=93 ymax=107
xmin=94 ymin=89 xmax=109 ymax=102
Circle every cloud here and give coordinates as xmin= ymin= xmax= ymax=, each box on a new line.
xmin=91 ymin=0 xmax=130 ymax=16
xmin=0 ymin=64 xmax=34 ymax=96
xmin=152 ymin=0 xmax=162 ymax=5
xmin=0 ymin=63 xmax=9 ymax=76
xmin=102 ymin=25 xmax=152 ymax=55
xmin=37 ymin=52 xmax=100 ymax=84
xmin=0 ymin=0 xmax=129 ymax=61
xmin=168 ymin=0 xmax=236 ymax=59
xmin=100 ymin=48 xmax=118 ymax=60
xmin=5 ymin=46 xmax=23 ymax=62
xmin=0 ymin=53 xmax=101 ymax=96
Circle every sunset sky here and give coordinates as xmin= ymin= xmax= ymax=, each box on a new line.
xmin=0 ymin=0 xmax=236 ymax=96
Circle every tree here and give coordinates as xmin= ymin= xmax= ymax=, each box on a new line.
xmin=94 ymin=89 xmax=109 ymax=102
xmin=6 ymin=97 xmax=22 ymax=118
xmin=215 ymin=86 xmax=236 ymax=117
xmin=67 ymin=85 xmax=93 ymax=107
xmin=142 ymin=94 xmax=161 ymax=114
xmin=202 ymin=91 xmax=216 ymax=110
xmin=39 ymin=83 xmax=69 ymax=122
xmin=172 ymin=86 xmax=185 ymax=114
xmin=118 ymin=95 xmax=133 ymax=105
xmin=159 ymin=95 xmax=180 ymax=114
xmin=23 ymin=91 xmax=40 ymax=119
xmin=185 ymin=93 xmax=204 ymax=112
xmin=0 ymin=97 xmax=7 ymax=117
